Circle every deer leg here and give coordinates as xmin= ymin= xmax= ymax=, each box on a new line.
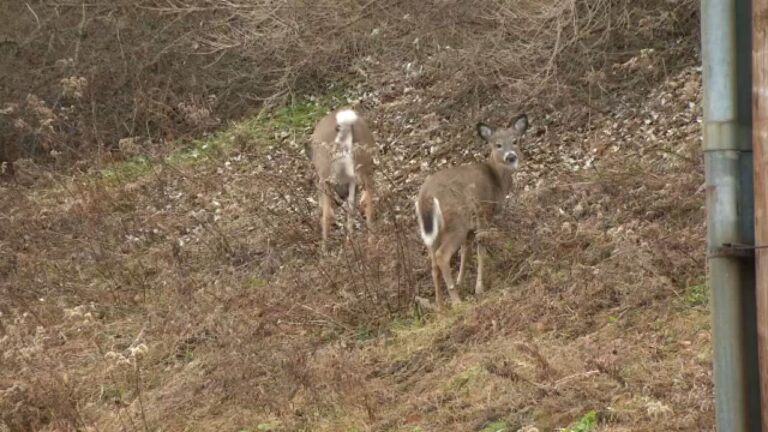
xmin=346 ymin=182 xmax=356 ymax=239
xmin=435 ymin=240 xmax=462 ymax=305
xmin=360 ymin=185 xmax=374 ymax=231
xmin=475 ymin=242 xmax=488 ymax=295
xmin=359 ymin=181 xmax=377 ymax=248
xmin=456 ymin=236 xmax=472 ymax=289
xmin=320 ymin=187 xmax=334 ymax=254
xmin=429 ymin=249 xmax=443 ymax=310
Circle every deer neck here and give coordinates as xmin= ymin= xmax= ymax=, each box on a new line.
xmin=484 ymin=159 xmax=514 ymax=197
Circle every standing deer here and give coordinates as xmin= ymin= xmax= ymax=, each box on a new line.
xmin=306 ymin=108 xmax=376 ymax=253
xmin=415 ymin=114 xmax=529 ymax=308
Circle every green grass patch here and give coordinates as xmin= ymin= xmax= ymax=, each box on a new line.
xmin=685 ymin=279 xmax=708 ymax=307
xmin=267 ymin=100 xmax=329 ymax=131
xmin=98 ymin=90 xmax=352 ymax=184
xmin=99 ymin=156 xmax=152 ymax=183
xmin=234 ymin=92 xmax=348 ymax=148
xmin=562 ymin=410 xmax=598 ymax=432
xmin=167 ymin=137 xmax=228 ymax=165
xmin=196 ymin=94 xmax=342 ymax=160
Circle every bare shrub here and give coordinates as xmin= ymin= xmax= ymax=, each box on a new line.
xmin=0 ymin=0 xmax=697 ymax=171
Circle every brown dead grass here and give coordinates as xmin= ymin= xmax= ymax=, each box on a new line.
xmin=0 ymin=1 xmax=709 ymax=431
xmin=1 ymin=0 xmax=696 ymax=169
xmin=0 ymin=62 xmax=710 ymax=431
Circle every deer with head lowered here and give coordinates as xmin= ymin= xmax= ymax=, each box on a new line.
xmin=415 ymin=114 xmax=529 ymax=309
xmin=306 ymin=108 xmax=376 ymax=253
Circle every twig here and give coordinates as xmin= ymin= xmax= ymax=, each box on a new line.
xmin=73 ymin=2 xmax=87 ymax=64
xmin=553 ymin=369 xmax=601 ymax=388
xmin=25 ymin=3 xmax=41 ymax=30
xmin=298 ymin=303 xmax=353 ymax=332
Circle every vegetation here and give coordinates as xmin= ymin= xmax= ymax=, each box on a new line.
xmin=0 ymin=1 xmax=709 ymax=431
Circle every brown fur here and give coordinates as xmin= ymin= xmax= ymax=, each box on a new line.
xmin=308 ymin=109 xmax=376 ymax=253
xmin=416 ymin=115 xmax=528 ymax=308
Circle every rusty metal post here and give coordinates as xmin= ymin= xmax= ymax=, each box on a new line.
xmin=703 ymin=0 xmax=761 ymax=430
xmin=752 ymin=1 xmax=768 ymax=430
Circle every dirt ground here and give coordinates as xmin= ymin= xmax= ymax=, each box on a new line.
xmin=0 ymin=1 xmax=710 ymax=431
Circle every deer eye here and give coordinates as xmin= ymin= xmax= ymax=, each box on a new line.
xmin=495 ymin=143 xmax=502 ymax=149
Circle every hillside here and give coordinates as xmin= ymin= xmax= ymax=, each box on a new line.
xmin=0 ymin=1 xmax=707 ymax=431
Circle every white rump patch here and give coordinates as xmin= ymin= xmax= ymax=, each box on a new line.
xmin=333 ymin=109 xmax=358 ymax=178
xmin=335 ymin=109 xmax=358 ymax=126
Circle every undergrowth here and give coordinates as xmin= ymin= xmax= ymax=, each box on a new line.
xmin=0 ymin=1 xmax=710 ymax=431
xmin=561 ymin=411 xmax=599 ymax=432
xmin=1 ymin=0 xmax=697 ymax=171
xmin=99 ymin=93 xmax=347 ymax=183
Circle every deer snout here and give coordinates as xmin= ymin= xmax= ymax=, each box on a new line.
xmin=504 ymin=151 xmax=518 ymax=164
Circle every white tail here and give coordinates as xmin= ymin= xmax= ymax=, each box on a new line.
xmin=417 ymin=197 xmax=442 ymax=248
xmin=335 ymin=109 xmax=358 ymax=127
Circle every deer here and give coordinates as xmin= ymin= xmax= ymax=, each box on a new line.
xmin=415 ymin=114 xmax=529 ymax=309
xmin=306 ymin=108 xmax=376 ymax=253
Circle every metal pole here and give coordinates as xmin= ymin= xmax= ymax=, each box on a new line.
xmin=702 ymin=0 xmax=760 ymax=430
xmin=752 ymin=1 xmax=768 ymax=429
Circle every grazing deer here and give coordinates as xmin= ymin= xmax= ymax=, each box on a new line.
xmin=306 ymin=108 xmax=376 ymax=253
xmin=415 ymin=114 xmax=529 ymax=308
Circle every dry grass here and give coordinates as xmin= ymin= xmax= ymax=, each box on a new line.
xmin=0 ymin=1 xmax=709 ymax=431
xmin=1 ymin=0 xmax=696 ymax=168
xmin=0 ymin=62 xmax=710 ymax=431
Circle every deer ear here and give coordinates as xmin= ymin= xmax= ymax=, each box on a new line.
xmin=512 ymin=114 xmax=528 ymax=133
xmin=477 ymin=123 xmax=494 ymax=141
